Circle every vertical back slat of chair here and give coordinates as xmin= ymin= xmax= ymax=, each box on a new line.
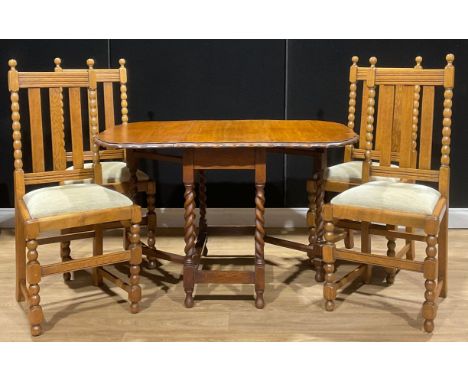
xmin=68 ymin=87 xmax=84 ymax=169
xmin=374 ymin=85 xmax=395 ymax=166
xmin=419 ymin=86 xmax=435 ymax=169
xmin=49 ymin=87 xmax=67 ymax=171
xmin=27 ymin=88 xmax=45 ymax=172
xmin=391 ymin=85 xmax=405 ymax=155
xmin=395 ymin=85 xmax=415 ymax=168
xmin=358 ymin=81 xmax=369 ymax=149
xmin=103 ymin=82 xmax=116 ymax=131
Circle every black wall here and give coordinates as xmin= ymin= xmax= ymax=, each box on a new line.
xmin=1 ymin=40 xmax=467 ymax=208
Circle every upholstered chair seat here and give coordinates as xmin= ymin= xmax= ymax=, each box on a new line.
xmin=23 ymin=183 xmax=134 ymax=219
xmin=325 ymin=161 xmax=399 ymax=183
xmin=331 ymin=180 xmax=441 ymax=215
xmin=65 ymin=161 xmax=150 ymax=185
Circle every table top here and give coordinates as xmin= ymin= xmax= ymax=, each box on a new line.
xmin=96 ymin=120 xmax=357 ymax=149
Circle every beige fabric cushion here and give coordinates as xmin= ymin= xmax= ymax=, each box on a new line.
xmin=65 ymin=161 xmax=149 ymax=185
xmin=325 ymin=161 xmax=399 ymax=183
xmin=331 ymin=180 xmax=441 ymax=215
xmin=24 ymin=183 xmax=133 ymax=219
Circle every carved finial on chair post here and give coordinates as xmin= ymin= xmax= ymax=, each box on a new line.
xmin=8 ymin=58 xmax=17 ymax=70
xmin=415 ymin=56 xmax=423 ymax=69
xmin=86 ymin=58 xmax=95 ymax=69
xmin=446 ymin=53 xmax=455 ymax=67
xmin=119 ymin=58 xmax=129 ymax=127
xmin=54 ymin=57 xmax=63 ymax=72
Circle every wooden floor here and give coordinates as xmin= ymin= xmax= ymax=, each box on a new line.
xmin=1 ymin=227 xmax=467 ymax=341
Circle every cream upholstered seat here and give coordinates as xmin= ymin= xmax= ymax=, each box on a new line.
xmin=23 ymin=183 xmax=134 ymax=219
xmin=331 ymin=180 xmax=441 ymax=215
xmin=65 ymin=161 xmax=149 ymax=185
xmin=325 ymin=161 xmax=399 ymax=183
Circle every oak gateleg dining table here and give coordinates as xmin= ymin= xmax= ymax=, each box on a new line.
xmin=96 ymin=120 xmax=357 ymax=308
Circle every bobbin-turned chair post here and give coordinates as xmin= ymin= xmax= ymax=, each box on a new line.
xmin=9 ymin=59 xmax=142 ymax=336
xmin=322 ymin=54 xmax=455 ymax=333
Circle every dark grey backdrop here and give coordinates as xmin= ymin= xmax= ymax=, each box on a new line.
xmin=1 ymin=40 xmax=466 ymax=208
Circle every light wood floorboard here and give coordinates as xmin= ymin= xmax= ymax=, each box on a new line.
xmin=0 ymin=227 xmax=467 ymax=341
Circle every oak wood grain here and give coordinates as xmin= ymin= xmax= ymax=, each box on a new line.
xmin=96 ymin=120 xmax=357 ymax=149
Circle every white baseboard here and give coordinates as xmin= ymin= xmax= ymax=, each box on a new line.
xmin=2 ymin=207 xmax=468 ymax=229
xmin=0 ymin=209 xmax=14 ymax=228
xmin=446 ymin=208 xmax=468 ymax=228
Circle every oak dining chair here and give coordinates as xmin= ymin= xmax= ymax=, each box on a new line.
xmin=321 ymin=54 xmax=455 ymax=333
xmin=306 ymin=56 xmax=422 ymax=283
xmin=53 ymin=57 xmax=158 ymax=269
xmin=9 ymin=59 xmax=142 ymax=336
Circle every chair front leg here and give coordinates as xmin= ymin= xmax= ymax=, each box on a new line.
xmin=385 ymin=225 xmax=397 ymax=285
xmin=405 ymin=226 xmax=416 ymax=260
xmin=92 ymin=226 xmax=104 ymax=287
xmin=423 ymin=234 xmax=438 ymax=333
xmin=27 ymin=239 xmax=44 ymax=336
xmin=128 ymin=221 xmax=142 ymax=314
xmin=344 ymin=229 xmax=354 ymax=249
xmin=361 ymin=222 xmax=372 ymax=284
xmin=15 ymin=212 xmax=26 ymax=302
xmin=60 ymin=239 xmax=72 ymax=281
xmin=323 ymin=206 xmax=336 ymax=311
xmin=146 ymin=181 xmax=158 ymax=269
xmin=438 ymin=212 xmax=448 ymax=298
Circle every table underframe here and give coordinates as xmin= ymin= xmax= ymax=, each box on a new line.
xmin=130 ymin=147 xmax=328 ymax=308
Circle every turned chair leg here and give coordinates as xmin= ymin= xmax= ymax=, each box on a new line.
xmin=361 ymin=222 xmax=372 ymax=284
xmin=406 ymin=226 xmax=416 ymax=260
xmin=26 ymin=239 xmax=44 ymax=336
xmin=438 ymin=212 xmax=448 ymax=298
xmin=385 ymin=225 xmax=397 ymax=285
xmin=344 ymin=229 xmax=354 ymax=249
xmin=128 ymin=221 xmax=142 ymax=314
xmin=92 ymin=227 xmax=104 ymax=287
xmin=323 ymin=207 xmax=336 ymax=311
xmin=423 ymin=234 xmax=438 ymax=333
xmin=146 ymin=182 xmax=158 ymax=269
xmin=123 ymin=226 xmax=130 ymax=251
xmin=60 ymin=240 xmax=72 ymax=281
xmin=254 ymin=183 xmax=266 ymax=309
xmin=15 ymin=212 xmax=26 ymax=302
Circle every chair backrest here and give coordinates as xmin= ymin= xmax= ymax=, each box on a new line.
xmin=53 ymin=57 xmax=128 ymax=163
xmin=344 ymin=55 xmax=423 ymax=164
xmin=8 ymin=59 xmax=101 ymax=200
xmin=361 ymin=54 xmax=455 ymax=200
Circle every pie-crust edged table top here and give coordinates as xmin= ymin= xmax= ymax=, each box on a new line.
xmin=96 ymin=120 xmax=358 ymax=149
